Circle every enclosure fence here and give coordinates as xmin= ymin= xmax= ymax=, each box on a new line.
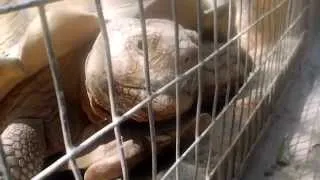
xmin=0 ymin=0 xmax=316 ymax=179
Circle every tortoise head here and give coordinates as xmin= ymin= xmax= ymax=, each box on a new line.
xmin=84 ymin=18 xmax=199 ymax=123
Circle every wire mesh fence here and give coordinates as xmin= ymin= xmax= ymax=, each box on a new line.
xmin=0 ymin=0 xmax=316 ymax=179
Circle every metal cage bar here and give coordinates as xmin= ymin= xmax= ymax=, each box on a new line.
xmin=137 ymin=0 xmax=158 ymax=179
xmin=37 ymin=5 xmax=82 ymax=180
xmin=170 ymin=1 xmax=182 ymax=179
xmin=93 ymin=0 xmax=129 ymax=179
xmin=0 ymin=0 xmax=315 ymax=179
xmin=193 ymin=0 xmax=204 ymax=179
xmin=205 ymin=0 xmax=220 ymax=178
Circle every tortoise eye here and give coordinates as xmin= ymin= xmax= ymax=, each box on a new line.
xmin=127 ymin=34 xmax=160 ymax=56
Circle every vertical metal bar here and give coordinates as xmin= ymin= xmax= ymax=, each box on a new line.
xmin=170 ymin=0 xmax=181 ymax=179
xmin=258 ymin=0 xmax=270 ymax=105
xmin=292 ymin=0 xmax=296 ymax=38
xmin=245 ymin=0 xmax=260 ymax=129
xmin=245 ymin=89 xmax=253 ymax=133
xmin=194 ymin=0 xmax=203 ymax=179
xmin=233 ymin=138 xmax=242 ymax=177
xmin=227 ymin=151 xmax=234 ymax=180
xmin=290 ymin=0 xmax=295 ymax=38
xmin=220 ymin=0 xmax=233 ymax=155
xmin=244 ymin=127 xmax=250 ymax=164
xmin=270 ymin=0 xmax=277 ymax=97
xmin=238 ymin=0 xmax=251 ymax=133
xmin=266 ymin=0 xmax=275 ymax=92
xmin=256 ymin=0 xmax=266 ymax=102
xmin=276 ymin=1 xmax=284 ymax=74
xmin=227 ymin=0 xmax=238 ymax=148
xmin=205 ymin=0 xmax=219 ymax=178
xmin=224 ymin=0 xmax=233 ymax=107
xmin=258 ymin=0 xmax=267 ymax=67
xmin=217 ymin=165 xmax=223 ymax=180
xmin=236 ymin=0 xmax=248 ymax=131
xmin=307 ymin=0 xmax=315 ymax=43
xmin=248 ymin=116 xmax=254 ymax=154
xmin=244 ymin=0 xmax=251 ymax=81
xmin=281 ymin=0 xmax=290 ymax=65
xmin=295 ymin=1 xmax=300 ymax=38
xmin=236 ymin=0 xmax=243 ymax=93
xmin=298 ymin=1 xmax=304 ymax=37
xmin=275 ymin=1 xmax=284 ymax=75
xmin=94 ymin=1 xmax=129 ymax=179
xmin=37 ymin=5 xmax=82 ymax=180
xmin=239 ymin=0 xmax=252 ymax=164
xmin=229 ymin=103 xmax=237 ymax=177
xmin=284 ymin=0 xmax=292 ymax=62
xmin=270 ymin=0 xmax=283 ymax=111
xmin=278 ymin=0 xmax=286 ymax=74
xmin=137 ymin=1 xmax=158 ymax=179
xmin=232 ymin=17 xmax=243 ymax=168
xmin=253 ymin=0 xmax=267 ymax=138
xmin=280 ymin=0 xmax=290 ymax=72
xmin=252 ymin=0 xmax=260 ymax=69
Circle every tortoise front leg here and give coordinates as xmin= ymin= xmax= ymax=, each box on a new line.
xmin=82 ymin=139 xmax=146 ymax=180
xmin=73 ymin=129 xmax=172 ymax=180
xmin=1 ymin=119 xmax=46 ymax=180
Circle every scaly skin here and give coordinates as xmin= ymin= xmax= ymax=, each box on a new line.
xmin=0 ymin=43 xmax=93 ymax=179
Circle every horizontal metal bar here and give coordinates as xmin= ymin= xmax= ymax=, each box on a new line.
xmin=0 ymin=0 xmax=61 ymax=14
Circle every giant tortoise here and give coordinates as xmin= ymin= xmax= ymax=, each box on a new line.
xmin=0 ymin=1 xmax=252 ymax=180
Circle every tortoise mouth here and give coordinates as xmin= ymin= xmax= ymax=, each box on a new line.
xmin=119 ymin=109 xmax=198 ymax=136
xmin=89 ymin=88 xmax=180 ymax=124
xmin=88 ymin=97 xmax=112 ymax=123
xmin=90 ymin=97 xmax=171 ymax=125
xmin=86 ymin=74 xmax=196 ymax=123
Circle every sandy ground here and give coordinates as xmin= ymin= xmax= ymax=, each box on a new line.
xmin=242 ymin=31 xmax=320 ymax=180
